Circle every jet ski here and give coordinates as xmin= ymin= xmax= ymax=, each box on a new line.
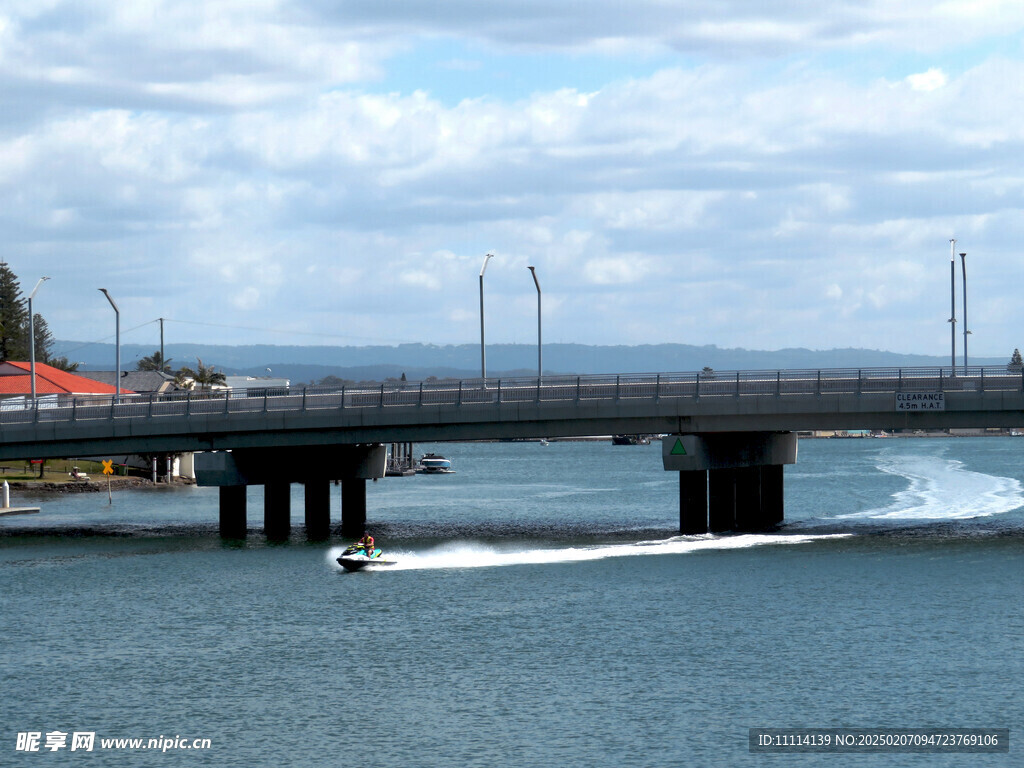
xmin=336 ymin=543 xmax=397 ymax=572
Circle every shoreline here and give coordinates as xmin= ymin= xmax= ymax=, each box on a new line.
xmin=6 ymin=477 xmax=196 ymax=494
xmin=4 ymin=431 xmax=1019 ymax=493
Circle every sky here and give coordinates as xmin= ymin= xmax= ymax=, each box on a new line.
xmin=4 ymin=1 xmax=1024 ymax=358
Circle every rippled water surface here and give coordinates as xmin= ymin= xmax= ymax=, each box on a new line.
xmin=2 ymin=438 xmax=1022 ymax=766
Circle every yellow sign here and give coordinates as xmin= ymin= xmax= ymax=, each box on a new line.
xmin=102 ymin=460 xmax=114 ymax=476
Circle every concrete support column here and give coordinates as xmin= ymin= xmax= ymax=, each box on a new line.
xmin=219 ymin=486 xmax=247 ymax=539
xmin=708 ymin=468 xmax=738 ymax=532
xmin=760 ymin=464 xmax=784 ymax=527
xmin=664 ymin=433 xmax=796 ymax=533
xmin=304 ymin=481 xmax=331 ymax=541
xmin=264 ymin=482 xmax=291 ymax=540
xmin=679 ymin=470 xmax=708 ymax=534
xmin=340 ymin=478 xmax=367 ymax=540
xmin=734 ymin=466 xmax=765 ymax=531
xmin=196 ymin=445 xmax=385 ymax=538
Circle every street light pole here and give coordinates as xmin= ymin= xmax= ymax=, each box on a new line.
xmin=28 ymin=277 xmax=50 ymax=405
xmin=99 ymin=289 xmax=121 ymax=400
xmin=949 ymin=239 xmax=956 ymax=375
xmin=960 ymin=252 xmax=969 ymax=371
xmin=527 ymin=266 xmax=542 ymax=381
xmin=479 ymin=253 xmax=494 ymax=380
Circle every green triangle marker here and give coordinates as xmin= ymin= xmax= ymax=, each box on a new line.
xmin=670 ymin=438 xmax=687 ymax=455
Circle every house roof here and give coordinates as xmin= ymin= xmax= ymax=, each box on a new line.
xmin=0 ymin=361 xmax=133 ymax=395
xmin=76 ymin=370 xmax=180 ymax=394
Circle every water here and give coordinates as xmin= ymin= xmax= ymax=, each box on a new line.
xmin=2 ymin=438 xmax=1022 ymax=766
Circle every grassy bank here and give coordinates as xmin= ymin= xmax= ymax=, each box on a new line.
xmin=0 ymin=459 xmax=142 ymax=484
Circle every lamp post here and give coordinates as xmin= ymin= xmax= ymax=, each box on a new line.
xmin=479 ymin=253 xmax=494 ymax=380
xmin=99 ymin=289 xmax=120 ymax=400
xmin=527 ymin=266 xmax=541 ymax=381
xmin=960 ymin=252 xmax=969 ymax=371
xmin=949 ymin=239 xmax=956 ymax=375
xmin=28 ymin=277 xmax=50 ymax=405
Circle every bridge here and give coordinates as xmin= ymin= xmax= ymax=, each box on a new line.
xmin=4 ymin=365 xmax=1023 ymax=539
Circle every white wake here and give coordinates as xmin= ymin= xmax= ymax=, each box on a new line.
xmin=328 ymin=533 xmax=849 ymax=572
xmin=836 ymin=453 xmax=1023 ymax=520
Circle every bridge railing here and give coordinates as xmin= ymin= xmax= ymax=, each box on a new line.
xmin=2 ymin=365 xmax=1023 ymax=427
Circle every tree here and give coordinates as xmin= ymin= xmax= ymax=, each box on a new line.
xmin=314 ymin=375 xmax=352 ymax=388
xmin=32 ymin=313 xmax=54 ymax=363
xmin=48 ymin=357 xmax=80 ymax=372
xmin=137 ymin=350 xmax=173 ymax=373
xmin=175 ymin=358 xmax=226 ymax=390
xmin=0 ymin=262 xmax=28 ymax=361
xmin=1009 ymin=349 xmax=1023 ymax=373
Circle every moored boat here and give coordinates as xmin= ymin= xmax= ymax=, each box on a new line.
xmin=611 ymin=435 xmax=651 ymax=445
xmin=416 ymin=453 xmax=455 ymax=473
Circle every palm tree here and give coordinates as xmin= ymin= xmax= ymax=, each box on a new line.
xmin=137 ymin=350 xmax=173 ymax=373
xmin=176 ymin=358 xmax=226 ymax=391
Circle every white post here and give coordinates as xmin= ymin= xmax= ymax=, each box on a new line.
xmin=960 ymin=251 xmax=969 ymax=371
xmin=2 ymin=480 xmax=9 ymax=508
xmin=949 ymin=240 xmax=956 ymax=375
xmin=479 ymin=253 xmax=494 ymax=380
xmin=28 ymin=277 xmax=50 ymax=405
xmin=528 ymin=266 xmax=542 ymax=381
xmin=99 ymin=289 xmax=121 ymax=400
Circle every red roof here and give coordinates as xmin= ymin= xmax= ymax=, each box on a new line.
xmin=0 ymin=362 xmax=133 ymax=396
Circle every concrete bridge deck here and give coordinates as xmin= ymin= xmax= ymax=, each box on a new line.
xmin=4 ymin=365 xmax=1022 ymax=539
xmin=1 ymin=366 xmax=1023 ymax=460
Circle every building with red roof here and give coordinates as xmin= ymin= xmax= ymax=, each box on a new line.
xmin=0 ymin=361 xmax=133 ymax=403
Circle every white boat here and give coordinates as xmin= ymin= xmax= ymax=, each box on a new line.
xmin=417 ymin=453 xmax=455 ymax=474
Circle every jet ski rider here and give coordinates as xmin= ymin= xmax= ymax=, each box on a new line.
xmin=357 ymin=534 xmax=375 ymax=556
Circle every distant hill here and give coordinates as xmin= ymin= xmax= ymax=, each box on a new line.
xmin=53 ymin=340 xmax=1007 ymax=385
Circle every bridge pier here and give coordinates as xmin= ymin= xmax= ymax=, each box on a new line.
xmin=664 ymin=433 xmax=796 ymax=533
xmin=733 ymin=466 xmax=765 ymax=532
xmin=760 ymin=464 xmax=785 ymax=527
xmin=219 ymin=486 xmax=247 ymax=539
xmin=264 ymin=483 xmax=291 ymax=541
xmin=679 ymin=470 xmax=708 ymax=534
xmin=304 ymin=482 xmax=331 ymax=541
xmin=196 ymin=445 xmax=386 ymax=541
xmin=340 ymin=479 xmax=367 ymax=539
xmin=708 ymin=468 xmax=738 ymax=532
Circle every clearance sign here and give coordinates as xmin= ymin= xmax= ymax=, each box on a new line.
xmin=895 ymin=392 xmax=945 ymax=411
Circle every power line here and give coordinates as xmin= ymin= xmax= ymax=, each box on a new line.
xmin=158 ymin=318 xmax=409 ymax=345
xmin=59 ymin=317 xmax=411 ymax=353
xmin=57 ymin=319 xmax=161 ymax=356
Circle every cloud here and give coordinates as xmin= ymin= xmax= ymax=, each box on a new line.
xmin=5 ymin=2 xmax=1024 ymax=357
xmin=906 ymin=67 xmax=948 ymax=91
xmin=400 ymin=270 xmax=442 ymax=291
xmin=582 ymin=256 xmax=652 ymax=285
xmin=296 ymin=0 xmax=1024 ymax=56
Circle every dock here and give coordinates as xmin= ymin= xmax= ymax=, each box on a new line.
xmin=1 ymin=480 xmax=40 ymax=515
xmin=0 ymin=507 xmax=41 ymax=516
